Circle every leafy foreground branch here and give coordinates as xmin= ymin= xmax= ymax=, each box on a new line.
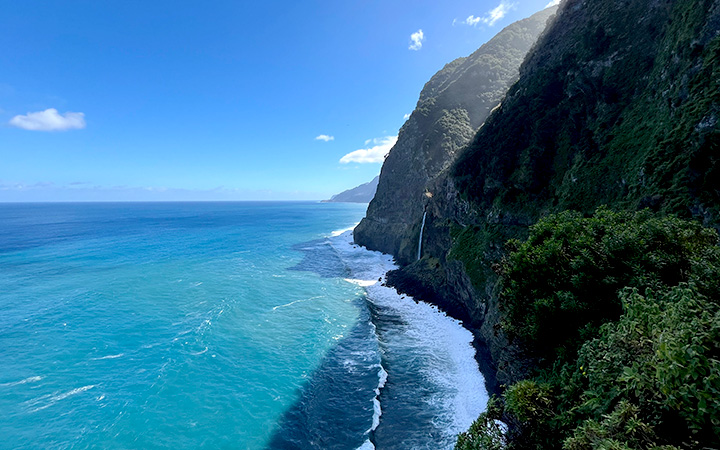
xmin=457 ymin=209 xmax=720 ymax=449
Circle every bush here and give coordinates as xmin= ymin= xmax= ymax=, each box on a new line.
xmin=456 ymin=397 xmax=508 ymax=450
xmin=500 ymin=208 xmax=720 ymax=362
xmin=571 ymin=286 xmax=720 ymax=448
xmin=457 ymin=209 xmax=720 ymax=449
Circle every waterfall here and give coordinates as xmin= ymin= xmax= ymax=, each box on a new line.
xmin=417 ymin=210 xmax=427 ymax=261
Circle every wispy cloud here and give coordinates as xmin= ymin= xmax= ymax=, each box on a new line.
xmin=456 ymin=15 xmax=482 ymax=26
xmin=545 ymin=0 xmax=561 ymax=7
xmin=9 ymin=108 xmax=86 ymax=131
xmin=456 ymin=2 xmax=515 ymax=27
xmin=315 ymin=134 xmax=334 ymax=142
xmin=409 ymin=29 xmax=424 ymax=51
xmin=339 ymin=136 xmax=398 ymax=164
xmin=482 ymin=1 xmax=514 ymax=26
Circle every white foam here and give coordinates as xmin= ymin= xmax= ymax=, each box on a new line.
xmin=344 ymin=278 xmax=378 ymax=287
xmin=0 ymin=376 xmax=43 ymax=387
xmin=330 ymin=231 xmax=488 ymax=445
xmin=356 ymin=440 xmax=375 ymax=450
xmin=271 ymin=295 xmax=323 ymax=311
xmin=370 ymin=364 xmax=388 ymax=432
xmin=24 ymin=385 xmax=96 ymax=413
xmin=330 ymin=223 xmax=359 ymax=237
xmin=91 ymin=353 xmax=124 ymax=361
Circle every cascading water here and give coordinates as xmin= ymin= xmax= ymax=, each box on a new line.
xmin=417 ymin=209 xmax=427 ymax=261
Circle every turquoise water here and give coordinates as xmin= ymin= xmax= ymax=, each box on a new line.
xmin=0 ymin=202 xmax=486 ymax=449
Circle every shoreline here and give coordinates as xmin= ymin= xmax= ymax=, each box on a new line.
xmin=339 ymin=231 xmax=488 ymax=448
xmin=382 ymin=265 xmax=503 ymax=398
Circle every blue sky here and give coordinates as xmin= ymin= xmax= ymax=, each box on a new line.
xmin=1 ymin=0 xmax=557 ymax=201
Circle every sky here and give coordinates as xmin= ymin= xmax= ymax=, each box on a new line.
xmin=0 ymin=0 xmax=559 ymax=201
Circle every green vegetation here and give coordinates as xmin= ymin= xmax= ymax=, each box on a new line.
xmin=501 ymin=208 xmax=720 ymax=363
xmin=354 ymin=6 xmax=558 ymax=263
xmin=449 ymin=3 xmax=720 ymax=445
xmin=452 ymin=0 xmax=720 ymax=226
xmin=456 ymin=209 xmax=720 ymax=449
xmin=448 ymin=222 xmax=516 ymax=292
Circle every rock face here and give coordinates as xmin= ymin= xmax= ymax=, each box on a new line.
xmin=354 ymin=6 xmax=558 ymax=265
xmin=357 ymin=0 xmax=720 ymax=391
xmin=323 ymin=176 xmax=379 ymax=203
xmin=452 ymin=0 xmax=720 ymax=224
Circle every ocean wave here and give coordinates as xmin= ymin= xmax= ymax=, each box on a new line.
xmin=330 ymin=231 xmax=488 ymax=448
xmin=24 ymin=385 xmax=96 ymax=413
xmin=90 ymin=353 xmax=124 ymax=361
xmin=271 ymin=295 xmax=324 ymax=311
xmin=370 ymin=364 xmax=388 ymax=432
xmin=366 ymin=318 xmax=388 ymax=436
xmin=356 ymin=439 xmax=376 ymax=450
xmin=344 ymin=278 xmax=378 ymax=287
xmin=0 ymin=376 xmax=43 ymax=387
xmin=329 ymin=224 xmax=359 ymax=237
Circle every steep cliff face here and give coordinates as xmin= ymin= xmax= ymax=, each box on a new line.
xmin=368 ymin=0 xmax=720 ymax=390
xmin=453 ymin=0 xmax=720 ymax=224
xmin=353 ymin=7 xmax=558 ymax=264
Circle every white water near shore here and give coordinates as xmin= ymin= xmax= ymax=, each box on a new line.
xmin=331 ymin=231 xmax=488 ymax=450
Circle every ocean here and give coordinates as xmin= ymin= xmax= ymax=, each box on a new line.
xmin=0 ymin=202 xmax=487 ymax=449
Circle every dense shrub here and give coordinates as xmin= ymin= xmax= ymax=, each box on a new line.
xmin=500 ymin=208 xmax=720 ymax=362
xmin=568 ymin=286 xmax=720 ymax=448
xmin=455 ymin=397 xmax=507 ymax=450
xmin=456 ymin=209 xmax=720 ymax=449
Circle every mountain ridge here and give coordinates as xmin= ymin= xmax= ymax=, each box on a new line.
xmin=322 ymin=176 xmax=379 ymax=203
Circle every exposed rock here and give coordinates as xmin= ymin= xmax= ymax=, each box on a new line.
xmin=354 ymin=7 xmax=559 ymax=265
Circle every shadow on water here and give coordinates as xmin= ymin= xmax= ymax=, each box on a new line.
xmin=265 ymin=296 xmax=380 ymax=450
xmin=267 ymin=237 xmax=379 ymax=449
xmin=274 ymin=236 xmax=461 ymax=450
xmin=286 ymin=238 xmax=350 ymax=279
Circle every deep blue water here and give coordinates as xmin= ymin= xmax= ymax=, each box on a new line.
xmin=0 ymin=202 xmax=486 ymax=450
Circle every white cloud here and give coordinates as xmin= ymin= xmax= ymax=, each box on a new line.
xmin=454 ymin=2 xmax=515 ymax=27
xmin=339 ymin=136 xmax=398 ymax=164
xmin=460 ymin=15 xmax=482 ymax=26
xmin=481 ymin=1 xmax=515 ymax=26
xmin=403 ymin=113 xmax=411 ymax=120
xmin=409 ymin=29 xmax=424 ymax=51
xmin=9 ymin=108 xmax=86 ymax=131
xmin=545 ymin=0 xmax=561 ymax=7
xmin=315 ymin=134 xmax=335 ymax=142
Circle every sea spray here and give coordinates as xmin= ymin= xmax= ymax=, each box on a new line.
xmin=330 ymin=231 xmax=488 ymax=450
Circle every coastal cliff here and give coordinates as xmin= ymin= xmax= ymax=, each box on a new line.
xmin=354 ymin=6 xmax=558 ymax=265
xmin=356 ymin=0 xmax=720 ymax=447
xmin=366 ymin=0 xmax=720 ymax=383
xmin=323 ymin=176 xmax=379 ymax=203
